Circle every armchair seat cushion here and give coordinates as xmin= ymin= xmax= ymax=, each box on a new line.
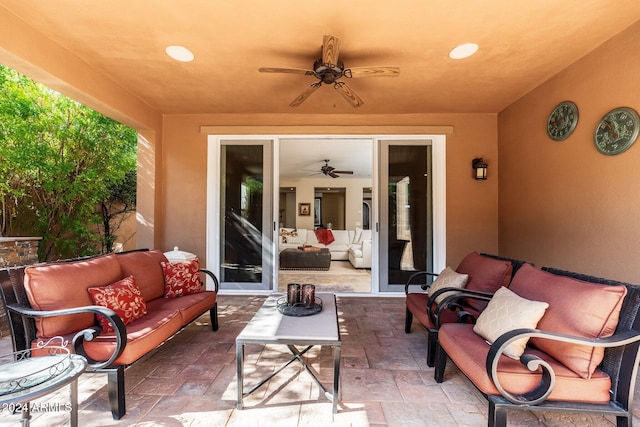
xmin=406 ymin=292 xmax=461 ymax=329
xmin=438 ymin=323 xmax=612 ymax=404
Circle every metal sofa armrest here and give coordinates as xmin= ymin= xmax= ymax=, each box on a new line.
xmin=431 ymin=290 xmax=494 ymax=327
xmin=405 ymin=271 xmax=439 ymax=294
xmin=199 ymin=268 xmax=220 ymax=292
xmin=6 ymin=303 xmax=127 ymax=369
xmin=486 ymin=327 xmax=640 ymax=405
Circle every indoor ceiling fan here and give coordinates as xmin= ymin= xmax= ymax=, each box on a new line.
xmin=321 ymin=159 xmax=353 ymax=178
xmin=258 ymin=34 xmax=399 ymax=108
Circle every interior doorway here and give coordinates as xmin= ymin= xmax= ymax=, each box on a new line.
xmin=278 ymin=137 xmax=373 ymax=294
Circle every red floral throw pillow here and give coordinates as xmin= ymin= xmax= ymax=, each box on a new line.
xmin=88 ymin=276 xmax=147 ymax=333
xmin=161 ymin=259 xmax=203 ymax=298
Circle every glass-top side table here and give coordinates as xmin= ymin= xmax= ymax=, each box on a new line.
xmin=0 ymin=338 xmax=87 ymax=426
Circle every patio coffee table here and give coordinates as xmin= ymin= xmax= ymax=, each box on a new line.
xmin=236 ymin=292 xmax=341 ymax=413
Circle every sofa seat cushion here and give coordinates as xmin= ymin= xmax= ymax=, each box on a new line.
xmin=82 ymin=308 xmax=184 ymax=365
xmin=146 ymin=291 xmax=216 ymax=325
xmin=406 ymin=293 xmax=459 ymax=329
xmin=509 ymin=264 xmax=627 ymax=379
xmin=117 ymin=250 xmax=168 ymax=302
xmin=456 ymin=252 xmax=513 ymax=312
xmin=24 ymin=254 xmax=122 ymax=338
xmin=439 ymin=323 xmax=612 ymax=403
xmin=88 ymin=276 xmax=148 ymax=333
xmin=326 ymin=243 xmax=350 ymax=253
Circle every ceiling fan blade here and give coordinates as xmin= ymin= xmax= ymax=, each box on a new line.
xmin=289 ymin=82 xmax=321 ymax=107
xmin=329 ymin=172 xmax=339 ymax=178
xmin=322 ymin=35 xmax=341 ymax=67
xmin=333 ymin=82 xmax=364 ymax=108
xmin=333 ymin=170 xmax=354 ymax=174
xmin=259 ymin=67 xmax=315 ymax=75
xmin=344 ymin=66 xmax=400 ymax=78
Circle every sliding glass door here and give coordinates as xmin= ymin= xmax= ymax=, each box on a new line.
xmin=207 ymin=134 xmax=445 ymax=294
xmin=208 ymin=138 xmax=274 ymax=291
xmin=378 ymin=140 xmax=437 ymax=292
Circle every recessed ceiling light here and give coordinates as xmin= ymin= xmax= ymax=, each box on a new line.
xmin=449 ymin=43 xmax=479 ymax=60
xmin=165 ymin=45 xmax=194 ymax=62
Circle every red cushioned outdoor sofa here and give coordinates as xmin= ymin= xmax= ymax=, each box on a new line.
xmin=0 ymin=249 xmax=219 ymax=420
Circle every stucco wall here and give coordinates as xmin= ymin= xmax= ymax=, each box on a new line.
xmin=161 ymin=113 xmax=499 ymax=268
xmin=498 ymin=21 xmax=640 ymax=283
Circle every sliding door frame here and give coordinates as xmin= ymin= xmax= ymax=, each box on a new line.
xmin=206 ymin=133 xmax=446 ymax=295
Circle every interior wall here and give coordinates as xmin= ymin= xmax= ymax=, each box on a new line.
xmin=162 ymin=114 xmax=498 ymax=268
xmin=498 ymin=21 xmax=640 ymax=283
xmin=280 ymin=177 xmax=370 ymax=230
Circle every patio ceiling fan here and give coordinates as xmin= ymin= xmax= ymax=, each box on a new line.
xmin=258 ymin=34 xmax=399 ymax=107
xmin=321 ymin=159 xmax=353 ymax=178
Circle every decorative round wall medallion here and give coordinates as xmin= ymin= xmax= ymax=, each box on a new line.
xmin=594 ymin=107 xmax=640 ymax=155
xmin=546 ymin=101 xmax=579 ymax=141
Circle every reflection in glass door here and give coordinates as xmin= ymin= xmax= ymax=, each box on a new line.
xmin=379 ymin=141 xmax=433 ymax=292
xmin=218 ymin=141 xmax=273 ymax=291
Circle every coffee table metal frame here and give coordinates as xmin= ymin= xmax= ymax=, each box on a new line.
xmin=236 ymin=292 xmax=341 ymax=413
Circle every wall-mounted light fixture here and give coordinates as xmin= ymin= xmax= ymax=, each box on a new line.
xmin=472 ymin=158 xmax=488 ymax=180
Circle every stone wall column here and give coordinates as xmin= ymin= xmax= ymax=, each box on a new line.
xmin=0 ymin=237 xmax=41 ymax=337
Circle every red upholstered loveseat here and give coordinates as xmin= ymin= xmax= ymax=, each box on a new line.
xmin=0 ymin=249 xmax=219 ymax=420
xmin=432 ymin=262 xmax=640 ymax=427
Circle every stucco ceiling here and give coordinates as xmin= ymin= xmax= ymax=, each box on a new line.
xmin=2 ymin=1 xmax=640 ymax=115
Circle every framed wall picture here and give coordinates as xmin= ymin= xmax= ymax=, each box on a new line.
xmin=298 ymin=203 xmax=311 ymax=216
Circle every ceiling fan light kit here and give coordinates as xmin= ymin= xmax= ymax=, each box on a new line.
xmin=259 ymin=34 xmax=399 ymax=107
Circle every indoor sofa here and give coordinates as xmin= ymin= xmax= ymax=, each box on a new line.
xmin=279 ymin=227 xmax=372 ymax=267
xmin=431 ymin=262 xmax=640 ymax=427
xmin=0 ymin=249 xmax=219 ymax=420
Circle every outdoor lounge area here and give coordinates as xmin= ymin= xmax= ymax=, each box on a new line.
xmin=3 ymin=3 xmax=640 ymax=427
xmin=2 ymin=294 xmax=639 ymax=426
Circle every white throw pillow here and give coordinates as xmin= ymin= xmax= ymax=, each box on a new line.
xmin=427 ymin=267 xmax=468 ymax=305
xmin=473 ymin=287 xmax=549 ymax=360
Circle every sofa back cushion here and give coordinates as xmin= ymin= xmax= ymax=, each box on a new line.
xmin=455 ymin=252 xmax=513 ymax=311
xmin=509 ymin=264 xmax=627 ymax=378
xmin=117 ymin=249 xmax=168 ymax=301
xmin=330 ymin=230 xmax=351 ymax=245
xmin=24 ymin=254 xmax=122 ymax=338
